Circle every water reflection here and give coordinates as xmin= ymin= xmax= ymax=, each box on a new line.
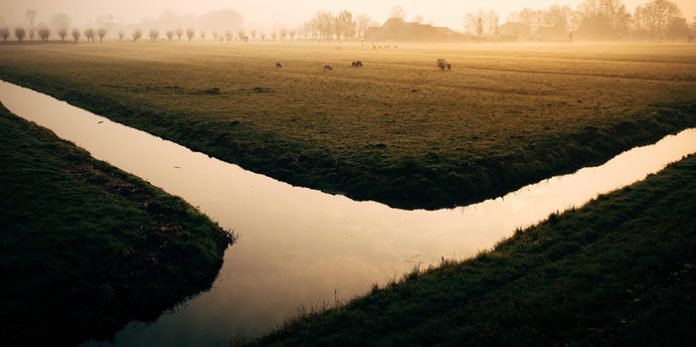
xmin=2 ymin=81 xmax=695 ymax=346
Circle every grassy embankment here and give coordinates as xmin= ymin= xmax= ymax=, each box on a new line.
xmin=252 ymin=153 xmax=696 ymax=346
xmin=0 ymin=107 xmax=234 ymax=346
xmin=0 ymin=43 xmax=695 ymax=209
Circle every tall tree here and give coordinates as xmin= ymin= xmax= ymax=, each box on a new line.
xmin=486 ymin=10 xmax=500 ymax=37
xmin=335 ymin=10 xmax=356 ymax=43
xmin=577 ymin=0 xmax=631 ymax=39
xmin=26 ymin=9 xmax=37 ymax=40
xmin=643 ymin=0 xmax=682 ymax=37
xmin=356 ymin=14 xmax=372 ymax=39
xmin=465 ymin=10 xmax=485 ymax=37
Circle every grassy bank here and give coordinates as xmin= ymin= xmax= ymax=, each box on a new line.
xmin=0 ymin=107 xmax=234 ymax=346
xmin=0 ymin=43 xmax=695 ymax=209
xmin=253 ymin=154 xmax=696 ymax=346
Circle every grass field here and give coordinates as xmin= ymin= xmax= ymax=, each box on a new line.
xmin=0 ymin=106 xmax=234 ymax=346
xmin=0 ymin=42 xmax=695 ymax=209
xmin=251 ymin=153 xmax=696 ymax=346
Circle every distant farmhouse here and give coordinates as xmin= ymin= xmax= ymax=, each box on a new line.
xmin=365 ymin=18 xmax=569 ymax=42
xmin=365 ymin=18 xmax=466 ymax=42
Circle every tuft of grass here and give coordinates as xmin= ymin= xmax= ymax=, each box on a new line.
xmin=249 ymin=154 xmax=696 ymax=346
xmin=0 ymin=107 xmax=234 ymax=346
xmin=0 ymin=43 xmax=694 ymax=209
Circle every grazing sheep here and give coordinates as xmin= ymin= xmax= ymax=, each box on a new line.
xmin=323 ymin=64 xmax=333 ymax=71
xmin=276 ymin=62 xmax=283 ymax=68
xmin=437 ymin=58 xmax=451 ymax=71
xmin=351 ymin=60 xmax=363 ymax=68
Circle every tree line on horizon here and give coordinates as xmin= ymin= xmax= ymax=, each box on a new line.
xmin=1 ymin=0 xmax=694 ymax=44
xmin=466 ymin=0 xmax=695 ymax=41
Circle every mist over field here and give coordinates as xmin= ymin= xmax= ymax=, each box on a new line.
xmin=1 ymin=0 xmax=695 ymax=38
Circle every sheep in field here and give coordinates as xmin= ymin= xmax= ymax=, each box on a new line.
xmin=437 ymin=58 xmax=451 ymax=71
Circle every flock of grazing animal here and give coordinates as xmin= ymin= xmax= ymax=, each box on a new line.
xmin=275 ymin=58 xmax=451 ymax=72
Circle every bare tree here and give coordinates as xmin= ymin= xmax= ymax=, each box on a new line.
xmin=0 ymin=27 xmax=10 ymax=42
xmin=643 ymin=0 xmax=682 ymax=37
xmin=356 ymin=14 xmax=372 ymax=39
xmin=303 ymin=21 xmax=314 ymax=40
xmin=71 ymin=28 xmax=80 ymax=42
xmin=175 ymin=28 xmax=183 ymax=41
xmin=14 ymin=27 xmax=27 ymax=42
xmin=225 ymin=30 xmax=232 ymax=41
xmin=238 ymin=29 xmax=245 ymax=41
xmin=212 ymin=30 xmax=219 ymax=41
xmin=465 ymin=10 xmax=485 ymax=37
xmin=97 ymin=28 xmax=107 ymax=42
xmin=260 ymin=32 xmax=266 ymax=40
xmin=487 ymin=10 xmax=500 ymax=37
xmin=38 ymin=25 xmax=50 ymax=42
xmin=118 ymin=30 xmax=125 ymax=41
xmin=272 ymin=30 xmax=277 ymax=40
xmin=666 ymin=16 xmax=690 ymax=40
xmin=132 ymin=29 xmax=142 ymax=42
xmin=58 ymin=27 xmax=68 ymax=42
xmin=186 ymin=28 xmax=195 ymax=41
xmin=390 ymin=6 xmax=406 ymax=20
xmin=26 ymin=9 xmax=37 ymax=40
xmin=84 ymin=28 xmax=96 ymax=42
xmin=335 ymin=10 xmax=356 ymax=44
xmin=250 ymin=29 xmax=257 ymax=40
xmin=577 ymin=0 xmax=631 ymax=39
xmin=200 ymin=30 xmax=206 ymax=41
xmin=149 ymin=29 xmax=159 ymax=41
xmin=313 ymin=11 xmax=335 ymax=42
xmin=166 ymin=30 xmax=174 ymax=41
xmin=289 ymin=28 xmax=297 ymax=40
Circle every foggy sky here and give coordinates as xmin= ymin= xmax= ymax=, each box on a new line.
xmin=1 ymin=0 xmax=695 ymax=30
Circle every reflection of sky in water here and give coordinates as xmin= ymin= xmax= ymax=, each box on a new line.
xmin=2 ymin=81 xmax=695 ymax=346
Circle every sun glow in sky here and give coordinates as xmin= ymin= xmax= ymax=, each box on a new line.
xmin=1 ymin=0 xmax=695 ymax=30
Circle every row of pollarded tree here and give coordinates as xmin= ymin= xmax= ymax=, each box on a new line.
xmin=0 ymin=26 xmax=307 ymax=43
xmin=0 ymin=26 xmax=108 ymax=43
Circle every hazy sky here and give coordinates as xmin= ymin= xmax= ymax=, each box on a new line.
xmin=1 ymin=0 xmax=695 ymax=30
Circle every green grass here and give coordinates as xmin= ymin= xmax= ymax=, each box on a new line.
xmin=251 ymin=154 xmax=696 ymax=346
xmin=0 ymin=42 xmax=694 ymax=209
xmin=0 ymin=107 xmax=234 ymax=346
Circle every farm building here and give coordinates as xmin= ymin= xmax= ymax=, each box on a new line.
xmin=365 ymin=18 xmax=465 ymax=42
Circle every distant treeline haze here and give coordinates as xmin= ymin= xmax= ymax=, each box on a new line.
xmin=1 ymin=0 xmax=694 ymax=43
